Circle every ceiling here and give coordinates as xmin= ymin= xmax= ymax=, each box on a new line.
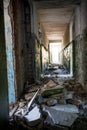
xmin=37 ymin=7 xmax=75 ymax=40
xmin=35 ymin=0 xmax=81 ymax=41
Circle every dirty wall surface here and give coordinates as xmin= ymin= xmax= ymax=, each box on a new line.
xmin=0 ymin=0 xmax=9 ymax=127
xmin=4 ymin=0 xmax=16 ymax=103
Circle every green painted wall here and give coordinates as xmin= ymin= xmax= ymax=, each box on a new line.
xmin=0 ymin=1 xmax=9 ymax=128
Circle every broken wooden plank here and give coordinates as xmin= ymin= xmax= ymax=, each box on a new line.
xmin=23 ymin=89 xmax=39 ymax=116
xmin=9 ymin=104 xmax=19 ymax=117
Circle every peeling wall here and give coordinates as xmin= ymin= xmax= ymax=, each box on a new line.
xmin=71 ymin=0 xmax=87 ymax=87
xmin=75 ymin=0 xmax=87 ymax=86
xmin=0 ymin=0 xmax=9 ymax=127
xmin=4 ymin=0 xmax=16 ymax=103
xmin=74 ymin=36 xmax=83 ymax=82
xmin=42 ymin=46 xmax=48 ymax=72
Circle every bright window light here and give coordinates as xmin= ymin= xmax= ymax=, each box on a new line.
xmin=50 ymin=42 xmax=62 ymax=64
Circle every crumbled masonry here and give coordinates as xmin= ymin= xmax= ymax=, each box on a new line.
xmin=9 ymin=64 xmax=87 ymax=130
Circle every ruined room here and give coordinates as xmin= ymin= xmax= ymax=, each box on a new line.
xmin=0 ymin=0 xmax=87 ymax=129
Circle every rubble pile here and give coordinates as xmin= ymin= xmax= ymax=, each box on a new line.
xmin=41 ymin=64 xmax=69 ymax=78
xmin=9 ymin=78 xmax=87 ymax=130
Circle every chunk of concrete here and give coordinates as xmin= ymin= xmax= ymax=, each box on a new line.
xmin=51 ymin=104 xmax=79 ymax=113
xmin=41 ymin=86 xmax=64 ymax=98
xmin=43 ymin=106 xmax=78 ymax=127
xmin=46 ymin=99 xmax=58 ymax=106
xmin=24 ymin=105 xmax=41 ymax=126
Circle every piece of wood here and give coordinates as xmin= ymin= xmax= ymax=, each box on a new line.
xmin=9 ymin=105 xmax=19 ymax=117
xmin=23 ymin=89 xmax=39 ymax=116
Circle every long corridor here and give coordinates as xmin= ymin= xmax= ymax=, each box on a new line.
xmin=1 ymin=0 xmax=87 ymax=129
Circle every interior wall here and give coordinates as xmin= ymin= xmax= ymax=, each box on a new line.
xmin=12 ymin=0 xmax=34 ymax=98
xmin=62 ymin=4 xmax=83 ymax=77
xmin=4 ymin=0 xmax=16 ymax=103
xmin=0 ymin=0 xmax=9 ymax=127
xmin=41 ymin=26 xmax=49 ymax=72
xmin=23 ymin=0 xmax=35 ymax=84
xmin=4 ymin=0 xmax=37 ymax=101
xmin=62 ymin=4 xmax=83 ymax=76
xmin=35 ymin=42 xmax=41 ymax=80
xmin=63 ymin=45 xmax=72 ymax=72
xmin=80 ymin=0 xmax=87 ymax=87
xmin=33 ymin=5 xmax=41 ymax=81
xmin=63 ymin=25 xmax=70 ymax=47
xmin=42 ymin=46 xmax=48 ymax=71
xmin=12 ymin=0 xmax=26 ymax=99
xmin=62 ymin=25 xmax=71 ymax=72
xmin=72 ymin=6 xmax=82 ymax=81
xmin=71 ymin=0 xmax=87 ymax=87
xmin=33 ymin=3 xmax=49 ymax=80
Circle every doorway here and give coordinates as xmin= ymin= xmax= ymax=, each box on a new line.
xmin=49 ymin=42 xmax=62 ymax=64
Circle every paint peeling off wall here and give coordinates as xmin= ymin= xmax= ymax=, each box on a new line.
xmin=6 ymin=46 xmax=15 ymax=103
xmin=4 ymin=0 xmax=16 ymax=103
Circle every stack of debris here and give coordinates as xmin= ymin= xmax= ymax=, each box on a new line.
xmin=9 ymin=79 xmax=87 ymax=130
xmin=41 ymin=64 xmax=69 ymax=78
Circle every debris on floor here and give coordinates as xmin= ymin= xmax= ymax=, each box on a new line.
xmin=43 ymin=105 xmax=78 ymax=127
xmin=41 ymin=85 xmax=64 ymax=98
xmin=51 ymin=104 xmax=79 ymax=113
xmin=9 ymin=64 xmax=87 ymax=130
xmin=41 ymin=64 xmax=69 ymax=78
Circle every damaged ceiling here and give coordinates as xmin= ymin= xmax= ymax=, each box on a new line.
xmin=35 ymin=0 xmax=81 ymax=41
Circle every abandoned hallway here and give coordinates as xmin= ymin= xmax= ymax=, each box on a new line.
xmin=1 ymin=0 xmax=87 ymax=129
